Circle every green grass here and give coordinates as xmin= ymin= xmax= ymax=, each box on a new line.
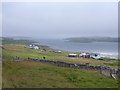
xmin=2 ymin=60 xmax=118 ymax=88
xmin=2 ymin=44 xmax=118 ymax=68
xmin=2 ymin=39 xmax=119 ymax=88
xmin=0 ymin=63 xmax=2 ymax=89
xmin=103 ymin=62 xmax=119 ymax=66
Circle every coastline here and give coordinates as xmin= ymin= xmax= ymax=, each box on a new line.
xmin=33 ymin=43 xmax=118 ymax=59
xmin=3 ymin=37 xmax=118 ymax=59
xmin=34 ymin=42 xmax=118 ymax=59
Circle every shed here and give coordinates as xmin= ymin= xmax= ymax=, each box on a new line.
xmin=54 ymin=51 xmax=62 ymax=53
xmin=68 ymin=54 xmax=78 ymax=57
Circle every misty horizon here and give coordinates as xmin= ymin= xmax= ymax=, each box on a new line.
xmin=2 ymin=2 xmax=118 ymax=39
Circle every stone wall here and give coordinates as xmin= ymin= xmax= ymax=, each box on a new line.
xmin=27 ymin=58 xmax=119 ymax=80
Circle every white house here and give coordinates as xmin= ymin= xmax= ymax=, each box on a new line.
xmin=28 ymin=45 xmax=39 ymax=49
xmin=29 ymin=45 xmax=33 ymax=49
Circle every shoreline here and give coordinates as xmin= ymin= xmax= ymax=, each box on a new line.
xmin=3 ymin=37 xmax=118 ymax=59
xmin=34 ymin=42 xmax=118 ymax=59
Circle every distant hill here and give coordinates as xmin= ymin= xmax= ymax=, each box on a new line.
xmin=65 ymin=37 xmax=119 ymax=43
xmin=2 ymin=37 xmax=37 ymax=44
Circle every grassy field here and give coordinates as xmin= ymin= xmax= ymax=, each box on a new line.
xmin=2 ymin=44 xmax=118 ymax=68
xmin=0 ymin=62 xmax=2 ymax=89
xmin=0 ymin=46 xmax=2 ymax=89
xmin=3 ymin=60 xmax=118 ymax=88
xmin=2 ymin=38 xmax=119 ymax=88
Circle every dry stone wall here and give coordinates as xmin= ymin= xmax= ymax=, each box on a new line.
xmin=28 ymin=58 xmax=119 ymax=80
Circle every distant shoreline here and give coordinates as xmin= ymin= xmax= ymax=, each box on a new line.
xmin=65 ymin=37 xmax=119 ymax=43
xmin=2 ymin=37 xmax=118 ymax=59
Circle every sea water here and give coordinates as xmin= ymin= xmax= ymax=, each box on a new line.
xmin=32 ymin=38 xmax=118 ymax=58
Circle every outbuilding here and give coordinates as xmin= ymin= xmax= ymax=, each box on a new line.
xmin=28 ymin=45 xmax=39 ymax=49
xmin=54 ymin=51 xmax=62 ymax=53
xmin=79 ymin=52 xmax=90 ymax=58
xmin=68 ymin=54 xmax=78 ymax=57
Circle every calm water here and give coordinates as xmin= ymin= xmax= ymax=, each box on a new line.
xmin=32 ymin=38 xmax=118 ymax=58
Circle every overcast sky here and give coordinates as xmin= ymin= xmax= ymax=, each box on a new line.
xmin=2 ymin=2 xmax=118 ymax=39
